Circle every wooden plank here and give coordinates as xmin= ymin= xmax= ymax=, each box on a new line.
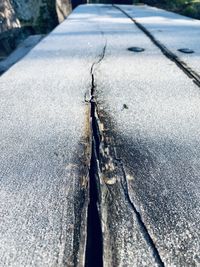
xmin=0 ymin=5 xmax=105 ymax=267
xmin=0 ymin=35 xmax=44 ymax=75
xmin=0 ymin=4 xmax=199 ymax=266
xmin=117 ymin=4 xmax=200 ymax=78
xmin=94 ymin=5 xmax=200 ymax=267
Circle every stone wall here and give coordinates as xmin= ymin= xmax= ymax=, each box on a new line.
xmin=0 ymin=0 xmax=72 ymax=34
xmin=12 ymin=0 xmax=72 ymax=33
xmin=0 ymin=0 xmax=72 ymax=58
xmin=56 ymin=0 xmax=72 ymax=23
xmin=0 ymin=0 xmax=20 ymax=33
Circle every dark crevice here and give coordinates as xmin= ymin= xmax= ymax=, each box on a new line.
xmin=89 ymin=13 xmax=165 ymax=264
xmin=85 ymin=43 xmax=106 ymax=267
xmin=84 ymin=26 xmax=165 ymax=265
xmin=85 ymin=135 xmax=103 ymax=267
xmin=90 ymin=41 xmax=106 ymax=160
xmin=84 ymin=20 xmax=166 ymax=266
xmin=113 ymin=5 xmax=200 ymax=88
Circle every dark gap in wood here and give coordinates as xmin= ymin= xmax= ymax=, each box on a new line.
xmin=85 ymin=100 xmax=103 ymax=267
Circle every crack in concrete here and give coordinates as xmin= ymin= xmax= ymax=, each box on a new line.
xmin=113 ymin=4 xmax=200 ymax=88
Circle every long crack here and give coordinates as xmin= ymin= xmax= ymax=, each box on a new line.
xmin=85 ymin=20 xmax=167 ymax=266
xmin=85 ymin=42 xmax=106 ymax=267
xmin=118 ymin=159 xmax=165 ymax=267
xmin=95 ymin=107 xmax=165 ymax=266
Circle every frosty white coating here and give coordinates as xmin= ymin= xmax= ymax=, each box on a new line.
xmin=118 ymin=4 xmax=200 ymax=75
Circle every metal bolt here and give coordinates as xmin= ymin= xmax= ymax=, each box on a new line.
xmin=178 ymin=48 xmax=194 ymax=54
xmin=128 ymin=47 xmax=145 ymax=52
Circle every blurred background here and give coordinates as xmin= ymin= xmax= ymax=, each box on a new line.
xmin=0 ymin=0 xmax=199 ymax=63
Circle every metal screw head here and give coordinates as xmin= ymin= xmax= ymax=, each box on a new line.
xmin=178 ymin=48 xmax=194 ymax=54
xmin=128 ymin=47 xmax=145 ymax=52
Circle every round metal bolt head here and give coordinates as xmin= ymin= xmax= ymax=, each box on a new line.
xmin=128 ymin=47 xmax=145 ymax=53
xmin=178 ymin=48 xmax=194 ymax=54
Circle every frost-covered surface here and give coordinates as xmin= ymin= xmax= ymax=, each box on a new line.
xmin=0 ymin=35 xmax=43 ymax=74
xmin=95 ymin=5 xmax=200 ymax=267
xmin=118 ymin=4 xmax=200 ymax=75
xmin=0 ymin=4 xmax=199 ymax=267
xmin=0 ymin=5 xmax=105 ymax=266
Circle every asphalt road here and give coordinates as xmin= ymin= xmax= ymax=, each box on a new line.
xmin=0 ymin=4 xmax=199 ymax=267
